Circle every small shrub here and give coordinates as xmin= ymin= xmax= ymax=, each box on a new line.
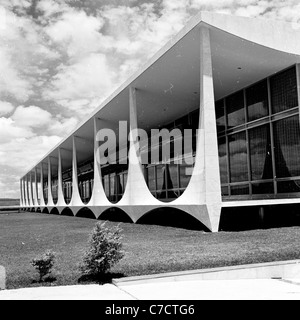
xmin=80 ymin=222 xmax=125 ymax=278
xmin=31 ymin=250 xmax=56 ymax=282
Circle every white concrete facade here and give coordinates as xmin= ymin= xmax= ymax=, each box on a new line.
xmin=20 ymin=12 xmax=300 ymax=232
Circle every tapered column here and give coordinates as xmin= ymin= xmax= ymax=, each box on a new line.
xmin=33 ymin=167 xmax=38 ymax=207
xmin=24 ymin=176 xmax=29 ymax=207
xmin=20 ymin=179 xmax=23 ymax=208
xmin=29 ymin=172 xmax=34 ymax=208
xmin=200 ymin=26 xmax=222 ymax=231
xmin=70 ymin=136 xmax=83 ymax=206
xmin=23 ymin=178 xmax=27 ymax=207
xmin=183 ymin=26 xmax=221 ymax=231
xmin=39 ymin=163 xmax=46 ymax=207
xmin=118 ymin=87 xmax=160 ymax=218
xmin=57 ymin=148 xmax=66 ymax=206
xmin=47 ymin=157 xmax=55 ymax=206
xmin=88 ymin=118 xmax=110 ymax=207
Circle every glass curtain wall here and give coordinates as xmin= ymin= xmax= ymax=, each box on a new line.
xmin=144 ymin=109 xmax=198 ymax=202
xmin=216 ymin=65 xmax=300 ymax=199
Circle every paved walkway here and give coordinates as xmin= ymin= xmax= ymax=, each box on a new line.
xmin=1 ymin=278 xmax=300 ymax=300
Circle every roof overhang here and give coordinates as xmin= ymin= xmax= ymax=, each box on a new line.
xmin=22 ymin=11 xmax=300 ymax=178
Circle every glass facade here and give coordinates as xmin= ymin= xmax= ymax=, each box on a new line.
xmin=53 ymin=65 xmax=299 ymax=204
xmin=216 ymin=65 xmax=300 ymax=199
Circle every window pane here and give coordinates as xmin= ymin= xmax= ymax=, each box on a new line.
xmin=270 ymin=67 xmax=298 ymax=114
xmin=249 ymin=124 xmax=273 ymax=181
xmin=221 ymin=186 xmax=229 ymax=196
xmin=110 ymin=174 xmax=115 ymax=196
xmin=246 ymin=80 xmax=269 ymax=121
xmin=147 ymin=166 xmax=155 ymax=191
xmin=277 ymin=180 xmax=300 ymax=193
xmin=215 ymin=100 xmax=225 ymax=132
xmin=229 ymin=131 xmax=248 ymax=182
xmin=226 ymin=90 xmax=245 ymax=128
xmin=116 ymin=174 xmax=123 ymax=195
xmin=104 ymin=175 xmax=109 ymax=197
xmin=252 ymin=182 xmax=274 ymax=194
xmin=169 ymin=163 xmax=179 ymax=189
xmin=273 ymin=116 xmax=300 ymax=178
xmin=123 ymin=172 xmax=128 ymax=188
xmin=179 ymin=161 xmax=193 ymax=189
xmin=230 ymin=185 xmax=249 ymax=195
xmin=218 ymin=137 xmax=228 ymax=184
xmin=156 ymin=165 xmax=164 ymax=191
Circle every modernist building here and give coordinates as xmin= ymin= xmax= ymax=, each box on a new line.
xmin=20 ymin=12 xmax=300 ymax=232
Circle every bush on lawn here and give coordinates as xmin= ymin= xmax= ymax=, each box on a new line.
xmin=31 ymin=250 xmax=56 ymax=282
xmin=80 ymin=222 xmax=125 ymax=278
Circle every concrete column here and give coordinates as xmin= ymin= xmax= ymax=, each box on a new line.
xmin=26 ymin=175 xmax=31 ymax=208
xmin=88 ymin=118 xmax=110 ymax=210
xmin=199 ymin=26 xmax=222 ymax=231
xmin=57 ymin=148 xmax=66 ymax=207
xmin=47 ymin=157 xmax=55 ymax=207
xmin=118 ymin=87 xmax=160 ymax=221
xmin=29 ymin=172 xmax=34 ymax=208
xmin=39 ymin=163 xmax=46 ymax=207
xmin=33 ymin=167 xmax=39 ymax=207
xmin=174 ymin=26 xmax=222 ymax=232
xmin=24 ymin=176 xmax=29 ymax=208
xmin=19 ymin=179 xmax=23 ymax=208
xmin=70 ymin=136 xmax=84 ymax=208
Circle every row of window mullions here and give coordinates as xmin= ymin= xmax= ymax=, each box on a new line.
xmin=218 ymin=65 xmax=300 ymax=197
xmin=296 ymin=64 xmax=300 ymax=129
xmin=267 ymin=76 xmax=278 ymax=195
xmin=222 ymin=98 xmax=232 ymax=196
xmin=243 ymin=88 xmax=253 ymax=195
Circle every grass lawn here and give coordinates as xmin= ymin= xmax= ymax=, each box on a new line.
xmin=0 ymin=211 xmax=300 ymax=289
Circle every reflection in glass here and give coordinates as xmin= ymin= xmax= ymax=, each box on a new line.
xmin=159 ymin=165 xmax=178 ymax=200
xmin=215 ymin=100 xmax=225 ymax=132
xmin=180 ymin=161 xmax=193 ymax=189
xmin=104 ymin=175 xmax=109 ymax=197
xmin=228 ymin=131 xmax=248 ymax=183
xmin=230 ymin=185 xmax=249 ymax=195
xmin=226 ymin=90 xmax=245 ymax=128
xmin=277 ymin=180 xmax=300 ymax=194
xmin=147 ymin=166 xmax=155 ymax=191
xmin=246 ymin=80 xmax=268 ymax=121
xmin=110 ymin=174 xmax=115 ymax=200
xmin=218 ymin=137 xmax=228 ymax=184
xmin=156 ymin=165 xmax=164 ymax=192
xmin=249 ymin=124 xmax=273 ymax=181
xmin=169 ymin=163 xmax=179 ymax=188
xmin=273 ymin=116 xmax=300 ymax=178
xmin=270 ymin=67 xmax=298 ymax=114
xmin=252 ymin=182 xmax=274 ymax=194
xmin=221 ymin=186 xmax=229 ymax=196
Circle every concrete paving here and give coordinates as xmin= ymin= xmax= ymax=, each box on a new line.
xmin=1 ymin=260 xmax=300 ymax=300
xmin=0 ymin=284 xmax=134 ymax=300
xmin=0 ymin=278 xmax=300 ymax=300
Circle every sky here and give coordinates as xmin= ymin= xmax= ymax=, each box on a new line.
xmin=0 ymin=0 xmax=300 ymax=199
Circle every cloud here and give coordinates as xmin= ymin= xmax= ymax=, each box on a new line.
xmin=2 ymin=0 xmax=300 ymax=199
xmin=0 ymin=135 xmax=61 ymax=171
xmin=44 ymin=53 xmax=117 ymax=116
xmin=12 ymin=105 xmax=52 ymax=128
xmin=0 ymin=101 xmax=15 ymax=116
xmin=0 ymin=117 xmax=34 ymax=144
xmin=45 ymin=8 xmax=105 ymax=60
xmin=48 ymin=115 xmax=79 ymax=136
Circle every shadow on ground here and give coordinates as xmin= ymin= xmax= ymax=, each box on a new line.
xmin=77 ymin=272 xmax=125 ymax=285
